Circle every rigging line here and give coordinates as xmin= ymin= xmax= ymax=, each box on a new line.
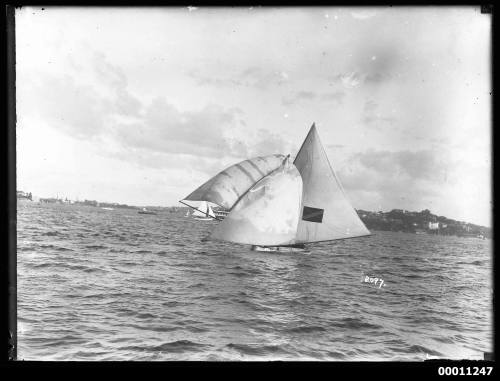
xmin=227 ymin=158 xmax=285 ymax=212
xmin=179 ymin=200 xmax=218 ymax=220
xmin=248 ymin=156 xmax=291 ymax=193
xmin=295 ymin=232 xmax=372 ymax=246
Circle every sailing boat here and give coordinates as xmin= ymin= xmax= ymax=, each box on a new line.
xmin=138 ymin=207 xmax=157 ymax=215
xmin=191 ymin=200 xmax=216 ymax=221
xmin=180 ymin=124 xmax=370 ymax=249
xmin=185 ymin=209 xmax=191 ymax=217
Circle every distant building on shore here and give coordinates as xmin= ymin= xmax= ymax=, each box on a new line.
xmin=74 ymin=199 xmax=98 ymax=207
xmin=428 ymin=222 xmax=439 ymax=230
xmin=39 ymin=197 xmax=63 ymax=204
xmin=17 ymin=191 xmax=32 ymax=200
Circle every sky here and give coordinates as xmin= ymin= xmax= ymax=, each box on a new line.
xmin=16 ymin=6 xmax=492 ymax=226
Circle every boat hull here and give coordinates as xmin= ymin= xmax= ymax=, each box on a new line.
xmin=251 ymin=244 xmax=306 ymax=252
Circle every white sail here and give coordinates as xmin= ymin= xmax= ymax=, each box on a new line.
xmin=207 ymin=204 xmax=215 ymax=218
xmin=190 ymin=200 xmax=216 ymax=219
xmin=211 ymin=157 xmax=303 ymax=246
xmin=192 ymin=201 xmax=209 ymax=217
xmin=293 ymin=124 xmax=370 ymax=243
xmin=181 ymin=154 xmax=286 ymax=210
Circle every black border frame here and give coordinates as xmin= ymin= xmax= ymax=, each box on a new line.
xmin=2 ymin=1 xmax=496 ymax=375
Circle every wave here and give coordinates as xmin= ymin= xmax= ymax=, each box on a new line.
xmin=122 ymin=340 xmax=209 ymax=353
xmin=55 ymin=246 xmax=74 ymax=252
xmin=16 ymin=205 xmax=493 ymax=361
xmin=85 ymin=244 xmax=107 ymax=250
xmin=285 ymin=325 xmax=326 ymax=334
xmin=41 ymin=231 xmax=60 ymax=236
xmin=405 ymin=344 xmax=444 ymax=357
xmin=324 ymin=350 xmax=347 ymax=359
xmin=333 ymin=318 xmax=381 ymax=330
xmin=28 ymin=263 xmax=106 ymax=274
xmin=226 ymin=343 xmax=291 ymax=356
xmin=228 ymin=271 xmax=252 ymax=278
xmin=135 ymin=313 xmax=156 ymax=319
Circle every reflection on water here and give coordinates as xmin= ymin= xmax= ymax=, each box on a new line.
xmin=17 ymin=202 xmax=493 ymax=361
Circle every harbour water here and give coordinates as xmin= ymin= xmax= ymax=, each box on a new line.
xmin=17 ymin=201 xmax=493 ymax=361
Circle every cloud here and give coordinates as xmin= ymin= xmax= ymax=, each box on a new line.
xmin=282 ymin=90 xmax=317 ymax=105
xmin=336 ymin=149 xmax=455 ymax=212
xmin=113 ymin=99 xmax=246 ymax=159
xmin=92 ymin=51 xmax=142 ymax=116
xmin=362 ymin=115 xmax=397 ymax=127
xmin=336 ymin=147 xmax=490 ymax=224
xmin=188 ymin=66 xmax=289 ymax=89
xmin=350 ymin=10 xmax=378 ymax=20
xmin=282 ymin=90 xmax=346 ymax=106
xmin=328 ymin=71 xmax=389 ymax=88
xmin=248 ymin=129 xmax=288 ymax=156
xmin=354 ymin=149 xmax=448 ymax=182
xmin=361 ymin=99 xmax=397 ymax=129
xmin=365 ymin=73 xmax=386 ymax=83
xmin=21 ymin=73 xmax=111 ymax=139
xmin=328 ymin=47 xmax=397 ymax=88
xmin=364 ymin=100 xmax=378 ymax=112
xmin=339 ymin=72 xmax=362 ymax=88
xmin=326 ymin=144 xmax=345 ymax=149
xmin=19 ymin=50 xmax=147 ymax=142
xmin=321 ymin=91 xmax=346 ymax=104
xmin=20 ymin=51 xmax=270 ymax=166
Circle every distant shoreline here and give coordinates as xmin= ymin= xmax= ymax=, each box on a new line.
xmin=18 ymin=197 xmax=490 ymax=239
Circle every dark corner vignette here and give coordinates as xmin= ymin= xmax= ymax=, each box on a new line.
xmin=5 ymin=4 xmax=17 ymax=362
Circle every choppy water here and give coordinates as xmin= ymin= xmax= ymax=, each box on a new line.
xmin=17 ymin=201 xmax=493 ymax=361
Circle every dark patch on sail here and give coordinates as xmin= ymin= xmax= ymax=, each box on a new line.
xmin=219 ymin=171 xmax=232 ymax=179
xmin=247 ymin=159 xmax=266 ymax=178
xmin=235 ymin=163 xmax=256 ymax=183
xmin=302 ymin=206 xmax=324 ymax=223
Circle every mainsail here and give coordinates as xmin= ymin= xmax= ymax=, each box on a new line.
xmin=180 ymin=154 xmax=286 ymax=210
xmin=211 ymin=157 xmax=303 ymax=246
xmin=293 ymin=124 xmax=370 ymax=243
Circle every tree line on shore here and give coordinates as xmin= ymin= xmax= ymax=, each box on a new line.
xmin=356 ymin=208 xmax=491 ymax=239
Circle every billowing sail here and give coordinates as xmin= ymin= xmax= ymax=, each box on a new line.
xmin=293 ymin=124 xmax=370 ymax=243
xmin=211 ymin=158 xmax=303 ymax=246
xmin=181 ymin=154 xmax=285 ymax=210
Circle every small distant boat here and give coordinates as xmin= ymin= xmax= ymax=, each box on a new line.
xmin=185 ymin=209 xmax=191 ymax=217
xmin=191 ymin=201 xmax=216 ymax=221
xmin=138 ymin=207 xmax=157 ymax=215
xmin=101 ymin=207 xmax=114 ymax=211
